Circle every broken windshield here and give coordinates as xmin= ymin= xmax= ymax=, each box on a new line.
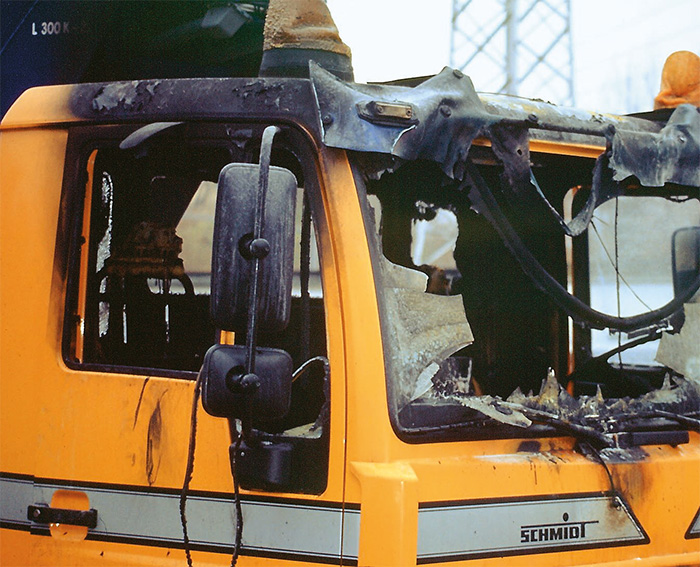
xmin=357 ymin=151 xmax=700 ymax=442
xmin=311 ymin=63 xmax=700 ymax=442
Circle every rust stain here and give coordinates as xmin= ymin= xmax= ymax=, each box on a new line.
xmin=146 ymin=399 xmax=163 ymax=485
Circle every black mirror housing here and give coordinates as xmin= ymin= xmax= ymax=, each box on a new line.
xmin=211 ymin=162 xmax=297 ymax=333
xmin=201 ymin=344 xmax=292 ymax=421
xmin=673 ymin=226 xmax=700 ymax=299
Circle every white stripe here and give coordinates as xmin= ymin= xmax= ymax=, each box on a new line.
xmin=0 ymin=476 xmax=32 ymax=527
xmin=1 ymin=476 xmax=360 ymax=561
xmin=417 ymin=494 xmax=646 ymax=560
xmin=689 ymin=510 xmax=700 ymax=537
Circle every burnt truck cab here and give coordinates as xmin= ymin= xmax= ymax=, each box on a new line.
xmin=1 ymin=59 xmax=700 ymax=566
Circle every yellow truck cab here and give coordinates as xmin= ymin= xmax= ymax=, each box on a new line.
xmin=1 ymin=2 xmax=700 ymax=566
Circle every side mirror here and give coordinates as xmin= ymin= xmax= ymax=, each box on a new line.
xmin=201 ymin=344 xmax=292 ymax=421
xmin=672 ymin=226 xmax=700 ymax=300
xmin=210 ymin=162 xmax=297 ymax=332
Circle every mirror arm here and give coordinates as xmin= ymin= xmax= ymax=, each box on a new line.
xmin=237 ymin=125 xmax=281 ymax=419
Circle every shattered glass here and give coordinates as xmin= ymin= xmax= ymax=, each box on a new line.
xmin=430 ymin=363 xmax=700 ymax=447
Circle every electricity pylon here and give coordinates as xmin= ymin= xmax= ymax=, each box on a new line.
xmin=450 ymin=0 xmax=575 ymax=106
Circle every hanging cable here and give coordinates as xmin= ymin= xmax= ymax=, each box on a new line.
xmin=590 ymin=220 xmax=652 ymax=311
xmin=614 ymin=198 xmax=623 ymax=367
xmin=229 ymin=428 xmax=244 ymax=567
xmin=180 ymin=370 xmax=203 ymax=567
xmin=181 ymin=374 xmax=245 ymax=567
xmin=581 ymin=442 xmax=620 ymax=505
xmin=464 ymin=159 xmax=700 ymax=332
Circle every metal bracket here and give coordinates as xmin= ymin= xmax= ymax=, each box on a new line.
xmin=356 ymin=100 xmax=418 ymax=127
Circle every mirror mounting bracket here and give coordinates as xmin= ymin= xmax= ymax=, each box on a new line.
xmin=239 ymin=125 xmax=280 ymax=430
xmin=206 ymin=125 xmax=296 ymax=426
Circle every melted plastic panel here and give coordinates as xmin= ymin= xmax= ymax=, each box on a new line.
xmin=379 ymin=259 xmax=473 ymax=411
xmin=611 ymin=104 xmax=700 ymax=187
xmin=310 ymin=63 xmax=699 ymax=189
xmin=311 ymin=63 xmax=492 ymax=179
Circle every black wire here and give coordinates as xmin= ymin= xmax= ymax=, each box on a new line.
xmin=590 ymin=220 xmax=652 ymax=311
xmin=500 ymin=403 xmax=613 ymax=448
xmin=180 ymin=370 xmax=203 ymax=567
xmin=611 ymin=410 xmax=700 ymax=432
xmin=180 ymin=375 xmax=245 ymax=567
xmin=614 ymin=198 xmax=623 ymax=367
xmin=599 ymin=331 xmax=663 ymax=363
xmin=292 ymin=355 xmax=330 ymax=382
xmin=230 ymin=431 xmax=244 ymax=567
xmin=582 ymin=442 xmax=619 ymax=502
xmin=464 ymin=160 xmax=700 ymax=332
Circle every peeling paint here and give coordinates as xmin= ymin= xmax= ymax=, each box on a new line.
xmin=92 ymin=81 xmax=160 ymax=113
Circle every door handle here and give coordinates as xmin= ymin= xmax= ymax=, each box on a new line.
xmin=27 ymin=504 xmax=98 ymax=528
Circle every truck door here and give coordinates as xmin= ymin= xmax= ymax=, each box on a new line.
xmin=22 ymin=121 xmax=348 ymax=565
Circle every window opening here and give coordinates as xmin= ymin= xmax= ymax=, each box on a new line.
xmin=73 ymin=136 xmax=326 ymax=377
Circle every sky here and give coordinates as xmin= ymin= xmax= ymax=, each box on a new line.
xmin=327 ymin=0 xmax=699 ymax=114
